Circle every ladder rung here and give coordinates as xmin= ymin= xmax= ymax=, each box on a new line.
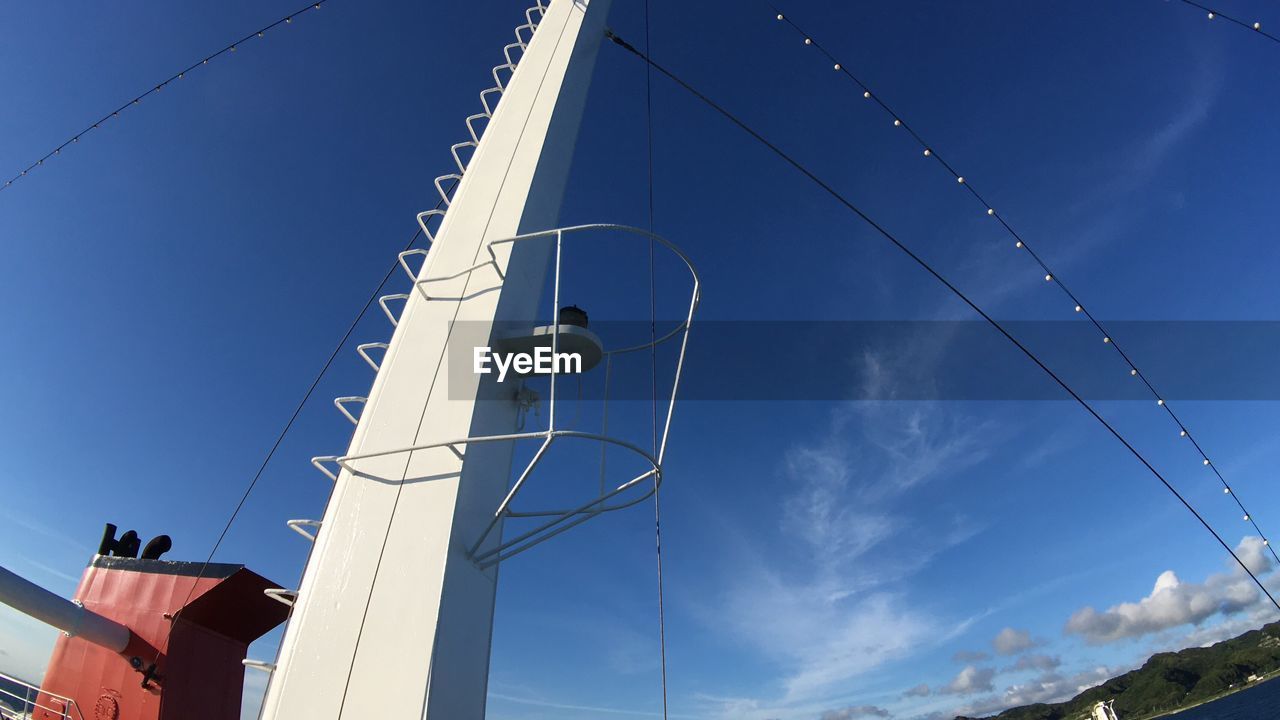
xmin=286 ymin=519 xmax=322 ymax=542
xmin=264 ymin=588 xmax=298 ymax=607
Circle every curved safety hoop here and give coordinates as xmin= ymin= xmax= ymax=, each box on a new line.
xmin=312 ymin=224 xmax=699 ymax=567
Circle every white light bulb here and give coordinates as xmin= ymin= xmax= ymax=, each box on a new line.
xmin=1254 ymin=22 xmax=1262 ymax=30
xmin=1180 ymin=430 xmax=1187 ymax=437
xmin=777 ymin=13 xmax=784 ymax=20
xmin=957 ymin=176 xmax=965 ymax=184
xmin=1130 ymin=369 xmax=1137 ymax=376
xmin=894 ymin=119 xmax=901 ymax=126
xmin=923 ymin=148 xmax=931 ymax=156
xmin=1157 ymin=399 xmax=1165 ymax=406
xmin=1207 ymin=12 xmax=1214 ymax=19
xmin=804 ymin=38 xmax=812 ymax=45
xmin=864 ymin=91 xmax=871 ymax=99
xmin=1203 ymin=459 xmax=1210 ymax=465
xmin=1224 ymin=487 xmax=1231 ymax=494
xmin=1103 ymin=337 xmax=1110 ymax=343
xmin=834 ymin=63 xmax=841 ymax=70
xmin=1074 ymin=305 xmax=1082 ymax=312
xmin=257 ymin=31 xmax=264 ymax=37
xmin=1265 ymin=539 xmax=1270 ymax=546
xmin=1045 ymin=274 xmax=1053 ymax=281
xmin=1016 ymin=241 xmax=1023 ymax=248
xmin=1244 ymin=514 xmax=1250 ymax=521
xmin=987 ymin=208 xmax=995 ymax=216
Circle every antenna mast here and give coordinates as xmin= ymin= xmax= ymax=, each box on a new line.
xmin=261 ymin=1 xmax=614 ymax=716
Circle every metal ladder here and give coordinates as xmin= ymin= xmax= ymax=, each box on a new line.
xmin=246 ymin=0 xmax=549 ymax=674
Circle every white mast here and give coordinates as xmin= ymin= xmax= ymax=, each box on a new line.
xmin=260 ymin=0 xmax=614 ymax=716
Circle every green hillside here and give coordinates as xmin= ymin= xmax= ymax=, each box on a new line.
xmin=960 ymin=621 xmax=1280 ymax=720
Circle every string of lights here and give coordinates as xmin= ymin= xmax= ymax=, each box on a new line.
xmin=766 ymin=4 xmax=1280 ymax=566
xmin=0 ymin=0 xmax=329 ymax=195
xmin=1176 ymin=0 xmax=1280 ymax=44
xmin=605 ymin=29 xmax=1280 ymax=612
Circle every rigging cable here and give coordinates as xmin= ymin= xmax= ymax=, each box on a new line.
xmin=643 ymin=2 xmax=672 ymax=718
xmin=765 ymin=4 xmax=1280 ymax=566
xmin=604 ymin=29 xmax=1280 ymax=613
xmin=154 ymin=180 xmax=452 ymax=685
xmin=1174 ymin=0 xmax=1280 ymax=44
xmin=0 ymin=0 xmax=330 ymax=195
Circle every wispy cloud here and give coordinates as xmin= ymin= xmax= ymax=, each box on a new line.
xmin=698 ymin=350 xmax=997 ymax=718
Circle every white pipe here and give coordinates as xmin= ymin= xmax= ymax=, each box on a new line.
xmin=0 ymin=564 xmax=131 ymax=653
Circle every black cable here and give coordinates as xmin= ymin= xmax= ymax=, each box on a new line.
xmin=605 ymin=29 xmax=1280 ymax=612
xmin=642 ymin=3 xmax=671 ymax=719
xmin=767 ymin=3 xmax=1280 ymax=567
xmin=1 ymin=0 xmax=330 ymax=195
xmin=154 ymin=198 xmax=443 ymax=681
xmin=1175 ymin=0 xmax=1280 ymax=44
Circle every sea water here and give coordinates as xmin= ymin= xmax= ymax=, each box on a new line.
xmin=1172 ymin=677 xmax=1280 ymax=719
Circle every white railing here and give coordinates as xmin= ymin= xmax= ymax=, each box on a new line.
xmin=0 ymin=670 xmax=83 ymax=720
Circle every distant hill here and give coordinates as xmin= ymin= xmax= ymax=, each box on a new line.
xmin=960 ymin=621 xmax=1280 ymax=720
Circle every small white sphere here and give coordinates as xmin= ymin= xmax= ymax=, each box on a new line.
xmin=1016 ymin=241 xmax=1024 ymax=248
xmin=1103 ymin=336 xmax=1110 ymax=343
xmin=1158 ymin=399 xmax=1165 ymax=406
xmin=1044 ymin=273 xmax=1053 ymax=281
xmin=1130 ymin=369 xmax=1137 ymax=376
xmin=1207 ymin=12 xmax=1214 ymax=19
xmin=864 ymin=91 xmax=871 ymax=98
xmin=804 ymin=38 xmax=812 ymax=45
xmin=1204 ymin=459 xmax=1210 ymax=465
xmin=923 ymin=148 xmax=931 ymax=156
xmin=957 ymin=176 xmax=965 ymax=183
xmin=777 ymin=13 xmax=784 ymax=20
xmin=893 ymin=119 xmax=901 ymax=126
xmin=1254 ymin=22 xmax=1262 ymax=30
xmin=1074 ymin=305 xmax=1082 ymax=312
xmin=1224 ymin=487 xmax=1231 ymax=494
xmin=834 ymin=63 xmax=841 ymax=70
xmin=987 ymin=208 xmax=995 ymax=216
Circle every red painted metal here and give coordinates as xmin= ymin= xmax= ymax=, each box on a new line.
xmin=32 ymin=557 xmax=288 ymax=720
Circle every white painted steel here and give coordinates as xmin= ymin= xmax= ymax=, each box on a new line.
xmin=0 ymin=565 xmax=131 ymax=654
xmin=260 ymin=0 xmax=614 ymax=717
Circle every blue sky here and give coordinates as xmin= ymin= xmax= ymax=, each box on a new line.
xmin=3 ymin=1 xmax=1280 ymax=719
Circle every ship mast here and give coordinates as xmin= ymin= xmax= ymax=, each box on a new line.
xmin=261 ymin=0 xmax=615 ymax=717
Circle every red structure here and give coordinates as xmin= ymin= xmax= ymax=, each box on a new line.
xmin=33 ymin=556 xmax=288 ymax=720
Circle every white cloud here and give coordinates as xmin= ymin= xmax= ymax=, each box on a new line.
xmin=820 ymin=705 xmax=892 ymax=720
xmin=992 ymin=627 xmax=1036 ymax=656
xmin=951 ymin=649 xmax=990 ymax=663
xmin=941 ymin=665 xmax=996 ymax=696
xmin=941 ymin=666 xmax=1114 ymax=718
xmin=1064 ymin=537 xmax=1271 ymax=645
xmin=1009 ymin=654 xmax=1061 ymax=673
xmin=902 ymin=684 xmax=930 ymax=698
